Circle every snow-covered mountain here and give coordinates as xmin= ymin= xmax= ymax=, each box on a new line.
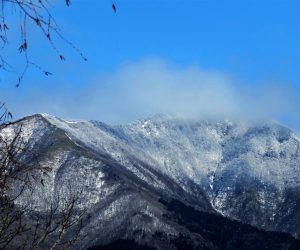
xmin=2 ymin=113 xmax=300 ymax=249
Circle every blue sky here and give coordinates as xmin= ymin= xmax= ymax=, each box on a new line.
xmin=1 ymin=0 xmax=300 ymax=129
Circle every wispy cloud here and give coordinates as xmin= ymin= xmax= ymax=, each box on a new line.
xmin=1 ymin=58 xmax=299 ymax=128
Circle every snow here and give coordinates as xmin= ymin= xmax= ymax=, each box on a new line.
xmin=4 ymin=113 xmax=300 ymax=237
xmin=37 ymin=113 xmax=300 ymax=192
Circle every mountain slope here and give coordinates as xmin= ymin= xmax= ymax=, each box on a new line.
xmin=114 ymin=114 xmax=300 ymax=237
xmin=1 ymin=113 xmax=300 ymax=249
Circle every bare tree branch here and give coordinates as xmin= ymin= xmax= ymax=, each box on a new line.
xmin=0 ymin=0 xmax=86 ymax=86
xmin=0 ymin=105 xmax=86 ymax=249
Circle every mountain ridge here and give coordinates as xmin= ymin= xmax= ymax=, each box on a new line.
xmin=2 ymin=113 xmax=300 ymax=249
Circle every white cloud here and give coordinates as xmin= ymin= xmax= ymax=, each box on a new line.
xmin=1 ymin=58 xmax=299 ymax=127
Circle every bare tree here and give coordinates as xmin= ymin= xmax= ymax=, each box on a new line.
xmin=29 ymin=189 xmax=86 ymax=250
xmin=0 ymin=105 xmax=86 ymax=249
xmin=0 ymin=1 xmax=118 ymax=248
xmin=0 ymin=105 xmax=31 ymax=249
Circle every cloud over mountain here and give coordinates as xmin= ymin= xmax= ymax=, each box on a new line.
xmin=1 ymin=59 xmax=299 ymax=127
